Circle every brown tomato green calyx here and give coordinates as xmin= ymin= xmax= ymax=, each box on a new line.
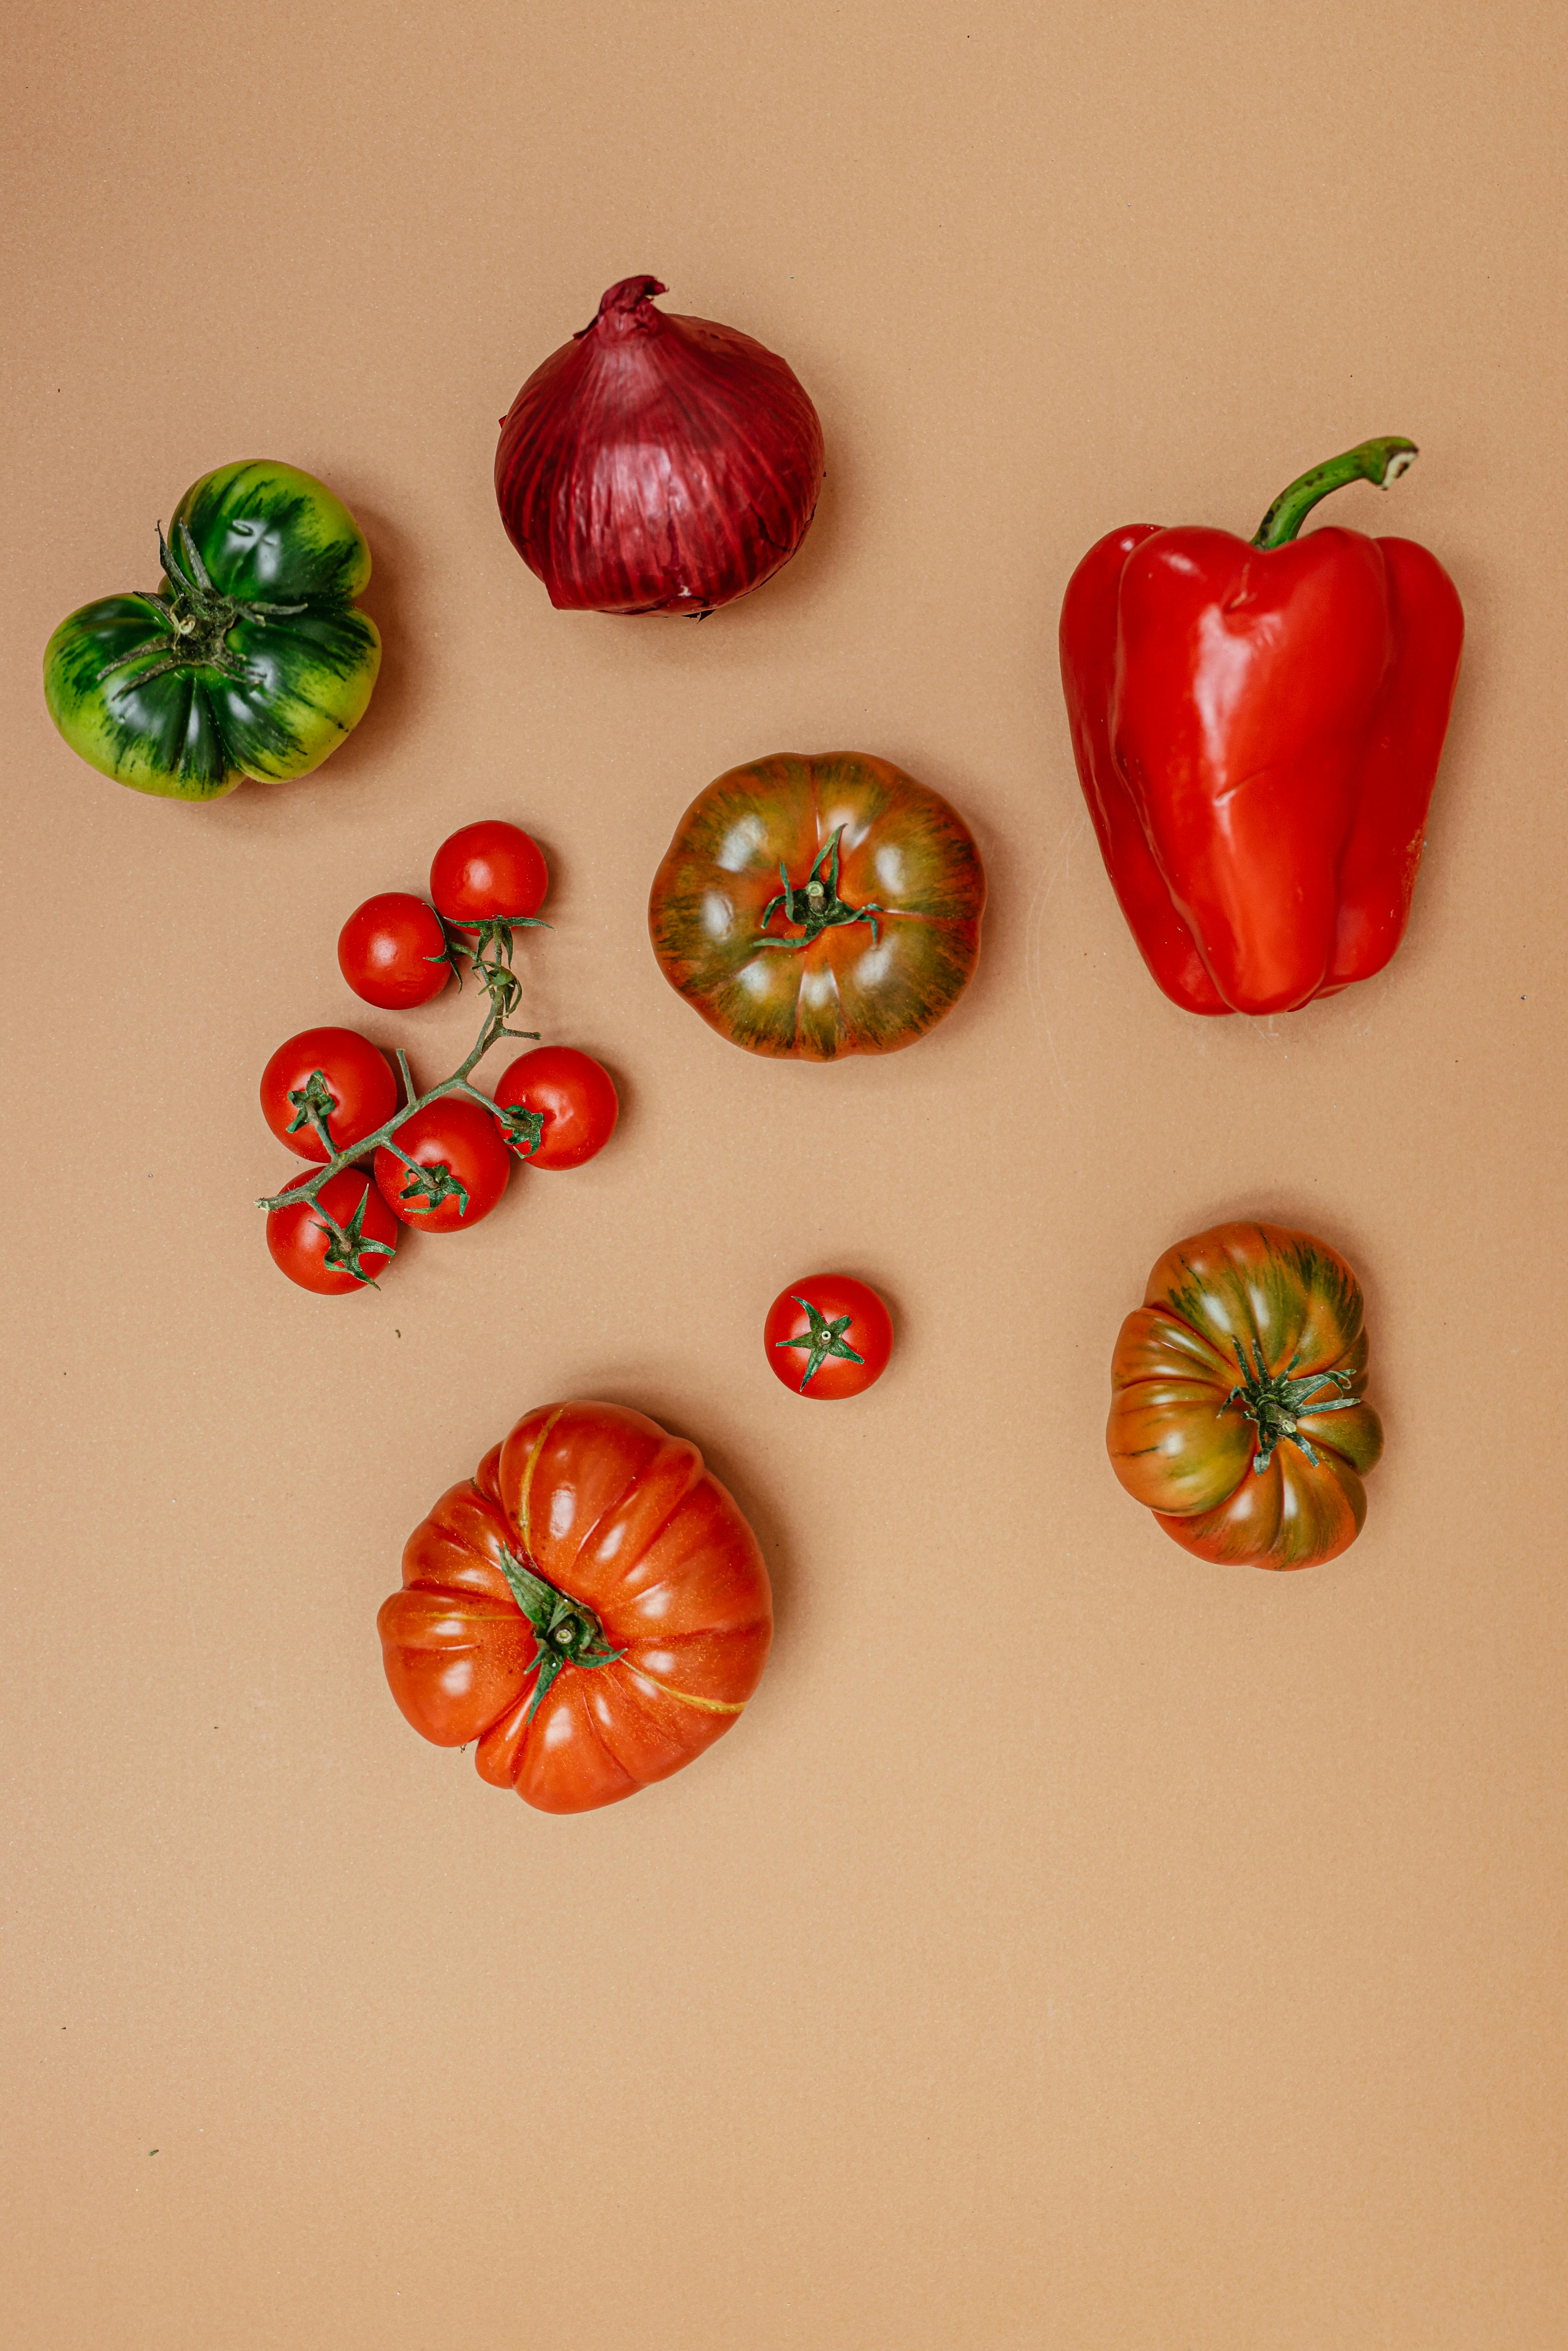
xmin=101 ymin=521 xmax=308 ymax=689
xmin=1251 ymin=436 xmax=1418 ymax=551
xmin=1225 ymin=1339 xmax=1361 ymax=1474
xmin=497 ymin=1544 xmax=623 ymax=1720
xmin=256 ymin=928 xmax=541 ymax=1283
xmin=759 ymin=827 xmax=887 ymax=949
xmin=774 ymin=1295 xmax=866 ymax=1392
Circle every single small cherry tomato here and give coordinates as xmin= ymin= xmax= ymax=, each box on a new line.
xmin=763 ymin=1275 xmax=893 ymax=1400
xmin=429 ymin=821 xmax=549 ymax=925
xmin=266 ymin=1169 xmax=399 ymax=1295
xmin=492 ymin=1046 xmax=619 ymax=1170
xmin=260 ymin=1027 xmax=398 ymax=1163
xmin=338 ymin=893 xmax=451 ymax=1010
xmin=373 ymin=1098 xmax=512 ymax=1233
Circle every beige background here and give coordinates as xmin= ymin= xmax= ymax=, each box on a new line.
xmin=4 ymin=2 xmax=1565 ymax=2344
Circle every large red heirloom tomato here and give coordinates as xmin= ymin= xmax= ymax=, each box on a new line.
xmin=1107 ymin=1221 xmax=1384 ymax=1570
xmin=378 ymin=1401 xmax=773 ymax=1813
xmin=648 ymin=751 xmax=986 ymax=1059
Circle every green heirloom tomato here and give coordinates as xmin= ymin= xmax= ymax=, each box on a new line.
xmin=43 ymin=460 xmax=381 ymax=802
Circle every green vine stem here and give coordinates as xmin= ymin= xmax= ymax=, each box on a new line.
xmin=256 ymin=928 xmax=544 ymax=1283
xmin=1252 ymin=436 xmax=1418 ymax=549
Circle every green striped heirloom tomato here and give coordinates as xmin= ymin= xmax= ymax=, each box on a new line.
xmin=648 ymin=752 xmax=986 ymax=1058
xmin=379 ymin=1401 xmax=773 ymax=1813
xmin=1107 ymin=1221 xmax=1384 ymax=1570
xmin=43 ymin=460 xmax=380 ymax=800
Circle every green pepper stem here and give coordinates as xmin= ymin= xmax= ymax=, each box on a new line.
xmin=1252 ymin=437 xmax=1419 ymax=549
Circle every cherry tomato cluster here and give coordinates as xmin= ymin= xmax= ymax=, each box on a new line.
xmin=257 ymin=821 xmax=618 ymax=1295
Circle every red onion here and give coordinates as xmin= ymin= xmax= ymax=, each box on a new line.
xmin=494 ymin=277 xmax=825 ymax=617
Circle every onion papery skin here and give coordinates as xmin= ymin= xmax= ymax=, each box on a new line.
xmin=494 ymin=277 xmax=826 ymax=617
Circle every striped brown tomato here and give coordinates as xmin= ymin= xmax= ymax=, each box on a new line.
xmin=1107 ymin=1222 xmax=1384 ymax=1570
xmin=378 ymin=1401 xmax=773 ymax=1813
xmin=648 ymin=752 xmax=986 ymax=1059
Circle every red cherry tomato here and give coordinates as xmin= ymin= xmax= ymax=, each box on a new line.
xmin=429 ymin=821 xmax=548 ymax=925
xmin=373 ymin=1098 xmax=512 ymax=1233
xmin=266 ymin=1169 xmax=399 ymax=1295
xmin=764 ymin=1275 xmax=893 ymax=1400
xmin=338 ymin=893 xmax=451 ymax=1011
xmin=492 ymin=1046 xmax=619 ymax=1170
xmin=259 ymin=1027 xmax=398 ymax=1163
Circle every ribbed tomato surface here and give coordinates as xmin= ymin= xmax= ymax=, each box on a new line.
xmin=378 ymin=1401 xmax=773 ymax=1812
xmin=1107 ymin=1222 xmax=1384 ymax=1570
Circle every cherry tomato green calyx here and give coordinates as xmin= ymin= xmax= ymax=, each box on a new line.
xmin=764 ymin=1275 xmax=893 ymax=1399
xmin=266 ymin=1169 xmax=398 ymax=1294
xmin=492 ymin=1046 xmax=619 ymax=1169
xmin=259 ymin=1028 xmax=398 ymax=1162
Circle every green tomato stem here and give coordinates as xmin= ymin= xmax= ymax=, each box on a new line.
xmin=96 ymin=518 xmax=311 ymax=687
xmin=773 ymin=1296 xmax=866 ymax=1392
xmin=495 ymin=1544 xmax=624 ymax=1722
xmin=1224 ymin=1338 xmax=1363 ymax=1473
xmin=756 ymin=825 xmax=888 ymax=951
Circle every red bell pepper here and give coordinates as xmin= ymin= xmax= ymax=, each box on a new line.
xmin=1059 ymin=438 xmax=1464 ymax=1016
